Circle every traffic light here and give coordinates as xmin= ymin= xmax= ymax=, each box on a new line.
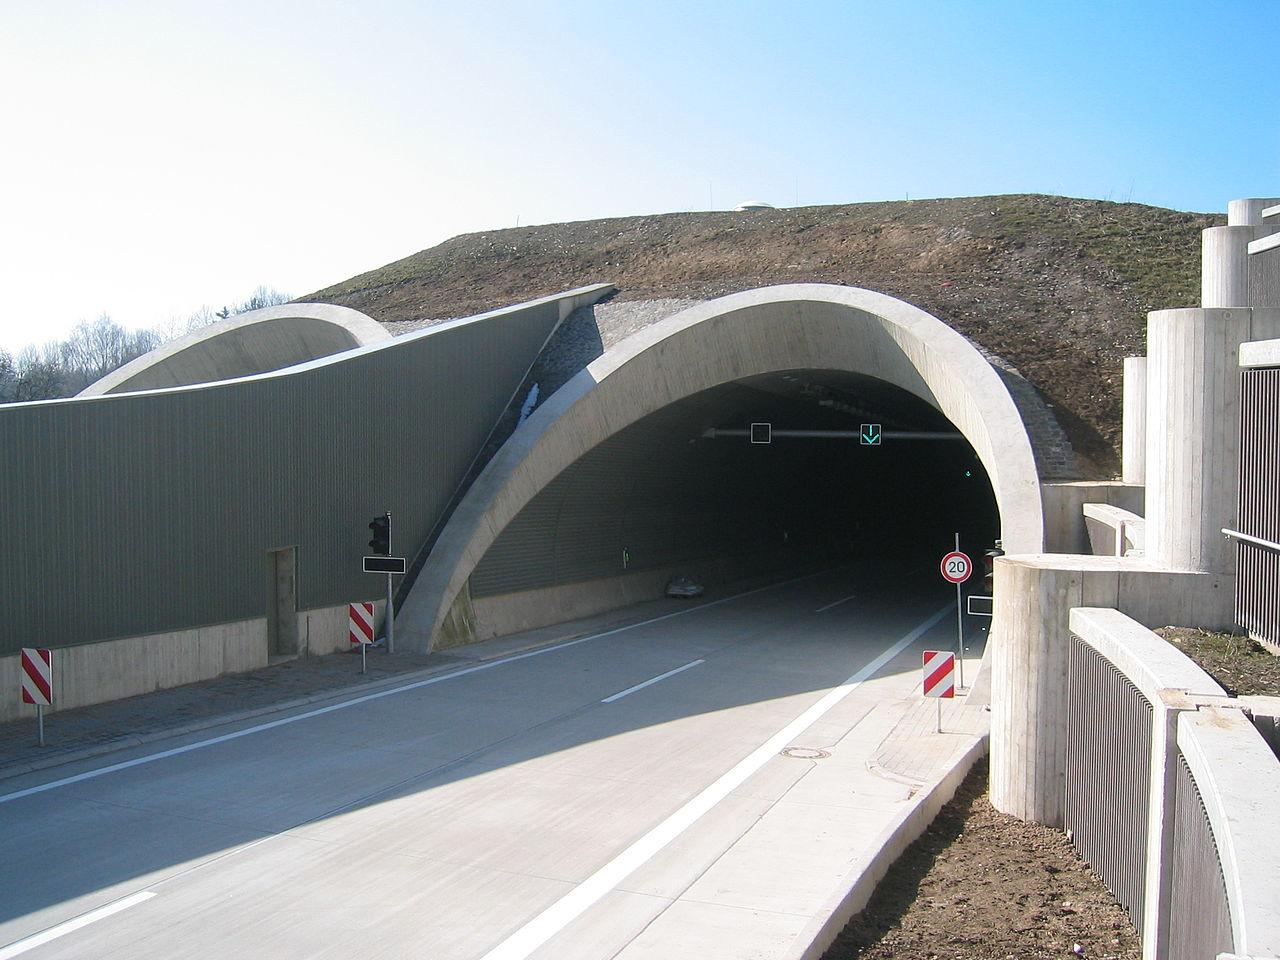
xmin=368 ymin=513 xmax=391 ymax=555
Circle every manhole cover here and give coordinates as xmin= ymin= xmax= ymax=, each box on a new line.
xmin=781 ymin=746 xmax=830 ymax=760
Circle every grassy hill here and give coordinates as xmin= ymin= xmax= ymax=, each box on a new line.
xmin=307 ymin=194 xmax=1221 ymax=476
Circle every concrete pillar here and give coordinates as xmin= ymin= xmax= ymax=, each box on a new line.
xmin=1144 ymin=308 xmax=1280 ymax=574
xmin=1207 ymin=200 xmax=1280 ymax=310
xmin=989 ymin=556 xmax=1120 ymax=825
xmin=1227 ymin=197 xmax=1280 ymax=226
xmin=1202 ymin=226 xmax=1255 ymax=308
xmin=1122 ymin=356 xmax=1146 ymax=485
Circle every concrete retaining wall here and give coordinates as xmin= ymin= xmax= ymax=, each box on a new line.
xmin=0 ymin=599 xmax=382 ymax=724
xmin=460 ymin=550 xmax=813 ymax=646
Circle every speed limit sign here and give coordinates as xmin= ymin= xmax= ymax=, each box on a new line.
xmin=940 ymin=550 xmax=972 ymax=584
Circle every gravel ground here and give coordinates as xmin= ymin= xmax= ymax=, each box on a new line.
xmin=1155 ymin=626 xmax=1280 ymax=696
xmin=822 ymin=760 xmax=1141 ymax=960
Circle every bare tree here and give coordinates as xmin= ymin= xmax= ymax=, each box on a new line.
xmin=1 ymin=285 xmax=291 ymax=403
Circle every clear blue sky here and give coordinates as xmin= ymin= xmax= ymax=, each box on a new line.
xmin=1 ymin=0 xmax=1276 ymax=352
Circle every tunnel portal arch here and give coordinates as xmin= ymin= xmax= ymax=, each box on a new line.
xmin=79 ymin=302 xmax=391 ymax=396
xmin=397 ymin=283 xmax=1045 ymax=651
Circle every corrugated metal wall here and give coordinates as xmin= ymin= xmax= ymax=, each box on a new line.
xmin=0 ymin=296 xmax=576 ymax=656
xmin=1237 ymin=367 xmax=1280 ymax=648
xmin=1064 ymin=637 xmax=1153 ymax=931
xmin=1167 ymin=754 xmax=1234 ymax=960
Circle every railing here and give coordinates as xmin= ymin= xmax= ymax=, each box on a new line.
xmin=1236 ymin=366 xmax=1280 ymax=651
xmin=1065 ymin=639 xmax=1152 ymax=923
xmin=1168 ymin=753 xmax=1233 ymax=960
xmin=1066 ymin=608 xmax=1280 ymax=960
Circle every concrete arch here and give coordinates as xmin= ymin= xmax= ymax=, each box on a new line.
xmin=79 ymin=302 xmax=391 ymax=396
xmin=397 ymin=283 xmax=1046 ymax=651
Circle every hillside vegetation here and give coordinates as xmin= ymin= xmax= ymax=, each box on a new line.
xmin=308 ymin=195 xmax=1220 ymax=475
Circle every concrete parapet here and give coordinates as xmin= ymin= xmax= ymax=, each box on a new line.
xmin=1066 ymin=608 xmax=1227 ymax=958
xmin=1239 ymin=696 xmax=1280 ymax=759
xmin=1145 ymin=308 xmax=1280 ymax=574
xmin=1123 ymin=356 xmax=1147 ymax=484
xmin=1041 ymin=481 xmax=1144 ymax=554
xmin=1178 ymin=708 xmax=1280 ymax=957
xmin=1239 ymin=338 xmax=1280 ymax=368
xmin=989 ymin=554 xmax=1232 ymax=826
xmin=1083 ymin=502 xmax=1145 ymax=556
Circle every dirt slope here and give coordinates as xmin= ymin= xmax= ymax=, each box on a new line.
xmin=307 ymin=195 xmax=1221 ymax=475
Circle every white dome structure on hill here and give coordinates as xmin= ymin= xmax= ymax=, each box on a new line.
xmin=733 ymin=199 xmax=774 ymax=211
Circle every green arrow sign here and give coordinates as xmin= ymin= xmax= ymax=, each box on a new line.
xmin=860 ymin=423 xmax=882 ymax=446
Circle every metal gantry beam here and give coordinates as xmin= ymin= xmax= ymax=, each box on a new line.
xmin=701 ymin=427 xmax=964 ymax=440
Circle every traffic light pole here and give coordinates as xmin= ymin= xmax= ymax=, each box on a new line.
xmin=386 ymin=513 xmax=395 ymax=655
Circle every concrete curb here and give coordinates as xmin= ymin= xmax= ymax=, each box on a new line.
xmin=782 ymin=734 xmax=991 ymax=960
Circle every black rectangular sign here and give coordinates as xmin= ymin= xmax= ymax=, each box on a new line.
xmin=966 ymin=594 xmax=994 ymax=617
xmin=363 ymin=556 xmax=407 ymax=574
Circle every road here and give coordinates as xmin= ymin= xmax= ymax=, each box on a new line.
xmin=0 ymin=569 xmax=965 ymax=959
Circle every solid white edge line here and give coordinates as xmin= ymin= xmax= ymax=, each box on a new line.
xmin=0 ymin=891 xmax=156 ymax=959
xmin=814 ymin=592 xmax=857 ymax=613
xmin=478 ymin=602 xmax=953 ymax=960
xmin=600 ymin=660 xmax=705 ymax=704
xmin=0 ymin=570 xmax=826 ymax=806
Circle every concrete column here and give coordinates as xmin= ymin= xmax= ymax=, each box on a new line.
xmin=1122 ymin=356 xmax=1146 ymax=485
xmin=1227 ymin=197 xmax=1280 ymax=226
xmin=1144 ymin=308 xmax=1280 ymax=574
xmin=989 ymin=555 xmax=1120 ymax=826
xmin=1202 ymin=226 xmax=1255 ymax=308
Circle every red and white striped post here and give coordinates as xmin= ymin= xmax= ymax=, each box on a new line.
xmin=20 ymin=647 xmax=53 ymax=746
xmin=922 ymin=649 xmax=955 ymax=733
xmin=349 ymin=602 xmax=375 ymax=674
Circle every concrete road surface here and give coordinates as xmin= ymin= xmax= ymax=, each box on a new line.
xmin=0 ymin=569 xmax=969 ymax=960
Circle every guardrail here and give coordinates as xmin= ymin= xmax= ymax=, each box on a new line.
xmin=1066 ymin=608 xmax=1280 ymax=960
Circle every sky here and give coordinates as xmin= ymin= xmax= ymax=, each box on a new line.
xmin=1 ymin=0 xmax=1277 ymax=354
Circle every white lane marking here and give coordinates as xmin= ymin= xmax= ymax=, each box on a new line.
xmin=0 ymin=571 xmax=826 ymax=806
xmin=479 ymin=603 xmax=952 ymax=960
xmin=0 ymin=891 xmax=155 ymax=959
xmin=601 ymin=660 xmax=705 ymax=704
xmin=815 ymin=592 xmax=857 ymax=613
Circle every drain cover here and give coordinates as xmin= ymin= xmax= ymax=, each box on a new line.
xmin=781 ymin=746 xmax=830 ymax=760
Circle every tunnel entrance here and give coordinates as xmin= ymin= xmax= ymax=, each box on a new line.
xmin=464 ymin=370 xmax=1001 ymax=640
xmin=397 ymin=284 xmax=1041 ymax=652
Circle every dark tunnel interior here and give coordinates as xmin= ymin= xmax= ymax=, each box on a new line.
xmin=468 ymin=370 xmax=1003 ymax=602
